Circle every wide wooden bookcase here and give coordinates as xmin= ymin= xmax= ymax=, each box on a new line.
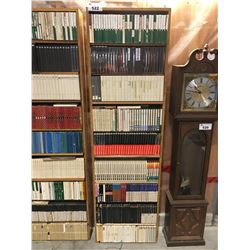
xmin=31 ymin=8 xmax=92 ymax=240
xmin=85 ymin=8 xmax=171 ymax=243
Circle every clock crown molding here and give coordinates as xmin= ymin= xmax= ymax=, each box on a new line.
xmin=174 ymin=44 xmax=218 ymax=71
xmin=169 ymin=44 xmax=218 ymax=120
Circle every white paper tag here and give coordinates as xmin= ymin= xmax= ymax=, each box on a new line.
xmin=88 ymin=4 xmax=102 ymax=11
xmin=135 ymin=48 xmax=141 ymax=61
xmin=199 ymin=123 xmax=212 ymax=130
xmin=128 ymin=48 xmax=131 ymax=61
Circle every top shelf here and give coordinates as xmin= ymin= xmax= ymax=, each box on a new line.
xmin=88 ymin=8 xmax=170 ymax=14
xmin=32 ymin=40 xmax=78 ymax=44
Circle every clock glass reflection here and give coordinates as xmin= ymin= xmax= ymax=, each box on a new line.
xmin=179 ymin=129 xmax=206 ymax=195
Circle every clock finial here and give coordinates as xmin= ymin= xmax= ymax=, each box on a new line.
xmin=203 ymin=44 xmax=209 ymax=52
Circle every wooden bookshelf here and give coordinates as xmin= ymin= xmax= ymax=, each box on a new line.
xmin=86 ymin=7 xmax=171 ymax=243
xmin=31 ymin=8 xmax=92 ymax=241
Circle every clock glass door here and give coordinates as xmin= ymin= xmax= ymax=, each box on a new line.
xmin=178 ymin=129 xmax=206 ymax=196
xmin=173 ymin=122 xmax=213 ymax=199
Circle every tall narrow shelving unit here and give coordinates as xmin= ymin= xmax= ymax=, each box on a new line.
xmin=85 ymin=8 xmax=171 ymax=243
xmin=31 ymin=8 xmax=92 ymax=240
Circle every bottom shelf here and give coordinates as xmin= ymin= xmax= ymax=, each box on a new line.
xmin=96 ymin=223 xmax=157 ymax=243
xmin=32 ymin=221 xmax=89 ymax=241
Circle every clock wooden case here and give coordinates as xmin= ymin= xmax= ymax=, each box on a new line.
xmin=163 ymin=45 xmax=218 ymax=246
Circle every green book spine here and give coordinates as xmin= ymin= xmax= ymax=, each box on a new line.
xmin=53 ymin=182 xmax=57 ymax=200
xmin=57 ymin=182 xmax=61 ymax=200
xmin=134 ymin=14 xmax=138 ymax=44
xmin=75 ymin=27 xmax=78 ymax=40
xmin=125 ymin=15 xmax=128 ymax=43
xmin=60 ymin=182 xmax=64 ymax=200
xmin=66 ymin=26 xmax=70 ymax=41
xmin=155 ymin=15 xmax=159 ymax=44
xmin=153 ymin=15 xmax=156 ymax=43
xmin=94 ymin=29 xmax=98 ymax=42
xmin=148 ymin=15 xmax=151 ymax=43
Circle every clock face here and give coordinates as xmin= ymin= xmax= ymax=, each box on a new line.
xmin=181 ymin=74 xmax=217 ymax=112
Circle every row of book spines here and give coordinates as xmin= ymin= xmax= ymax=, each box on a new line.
xmin=90 ymin=14 xmax=168 ymax=44
xmin=92 ymin=29 xmax=167 ymax=44
xmin=32 ymin=181 xmax=85 ymax=200
xmin=92 ymin=75 xmax=164 ymax=102
xmin=32 ymin=106 xmax=81 ymax=129
xmin=94 ymin=127 xmax=161 ymax=132
xmin=32 ymin=12 xmax=77 ymax=41
xmin=94 ymin=145 xmax=160 ymax=155
xmin=96 ymin=224 xmax=156 ymax=243
xmin=32 ymin=44 xmax=79 ymax=72
xmin=32 ymin=211 xmax=87 ymax=222
xmin=96 ymin=204 xmax=157 ymax=224
xmin=32 ymin=201 xmax=86 ymax=211
xmin=97 ymin=196 xmax=157 ymax=203
xmin=32 ymin=222 xmax=88 ymax=241
xmin=91 ymin=47 xmax=165 ymax=74
xmin=32 ymin=132 xmax=83 ymax=154
xmin=94 ymin=133 xmax=161 ymax=144
xmin=96 ymin=183 xmax=158 ymax=202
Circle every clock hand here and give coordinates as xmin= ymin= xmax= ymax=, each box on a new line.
xmin=189 ymin=80 xmax=202 ymax=93
xmin=200 ymin=94 xmax=209 ymax=105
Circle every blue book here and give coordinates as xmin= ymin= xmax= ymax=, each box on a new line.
xmin=54 ymin=132 xmax=61 ymax=153
xmin=34 ymin=132 xmax=42 ymax=153
xmin=46 ymin=132 xmax=53 ymax=153
xmin=77 ymin=133 xmax=83 ymax=152
xmin=32 ymin=132 xmax=38 ymax=153
xmin=38 ymin=132 xmax=44 ymax=153
xmin=60 ymin=132 xmax=67 ymax=153
xmin=67 ymin=132 xmax=74 ymax=153
xmin=112 ymin=184 xmax=121 ymax=190
xmin=42 ymin=132 xmax=47 ymax=153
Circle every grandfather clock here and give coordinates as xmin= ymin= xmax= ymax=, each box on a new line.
xmin=163 ymin=44 xmax=218 ymax=246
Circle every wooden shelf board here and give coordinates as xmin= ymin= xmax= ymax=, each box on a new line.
xmin=93 ymin=131 xmax=161 ymax=133
xmin=92 ymin=101 xmax=163 ymax=105
xmin=90 ymin=43 xmax=166 ymax=47
xmin=33 ymin=40 xmax=77 ymax=44
xmin=94 ymin=155 xmax=160 ymax=159
xmin=96 ymin=223 xmax=157 ymax=226
xmin=88 ymin=8 xmax=170 ymax=14
xmin=95 ymin=180 xmax=158 ymax=184
xmin=91 ymin=73 xmax=164 ymax=76
xmin=32 ymin=129 xmax=82 ymax=132
xmin=32 ymin=178 xmax=85 ymax=182
xmin=32 ymin=153 xmax=84 ymax=157
xmin=32 ymin=8 xmax=79 ymax=12
xmin=32 ymin=221 xmax=87 ymax=223
xmin=32 ymin=199 xmax=86 ymax=201
xmin=32 ymin=100 xmax=81 ymax=104
xmin=32 ymin=72 xmax=79 ymax=75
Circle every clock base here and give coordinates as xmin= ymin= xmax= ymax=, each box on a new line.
xmin=162 ymin=227 xmax=206 ymax=246
xmin=163 ymin=191 xmax=208 ymax=247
